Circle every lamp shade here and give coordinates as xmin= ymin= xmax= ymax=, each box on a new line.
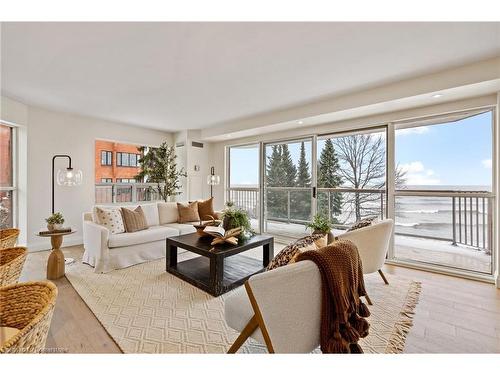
xmin=206 ymin=174 xmax=220 ymax=186
xmin=56 ymin=168 xmax=83 ymax=186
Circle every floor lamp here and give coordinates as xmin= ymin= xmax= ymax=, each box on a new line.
xmin=52 ymin=154 xmax=83 ymax=265
xmin=207 ymin=166 xmax=220 ymax=198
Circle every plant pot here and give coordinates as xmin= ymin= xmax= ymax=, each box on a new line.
xmin=47 ymin=223 xmax=62 ymax=231
xmin=312 ymin=230 xmax=335 ymax=244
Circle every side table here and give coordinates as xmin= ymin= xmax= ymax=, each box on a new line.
xmin=36 ymin=230 xmax=76 ymax=280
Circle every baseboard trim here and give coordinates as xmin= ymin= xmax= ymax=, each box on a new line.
xmin=27 ymin=236 xmax=84 ymax=252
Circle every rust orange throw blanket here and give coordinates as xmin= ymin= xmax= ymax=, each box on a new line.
xmin=296 ymin=240 xmax=370 ymax=353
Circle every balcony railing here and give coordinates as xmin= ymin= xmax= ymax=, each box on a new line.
xmin=95 ymin=183 xmax=163 ymax=204
xmin=227 ymin=186 xmax=494 ymax=253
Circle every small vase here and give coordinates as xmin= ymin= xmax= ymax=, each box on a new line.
xmin=47 ymin=223 xmax=62 ymax=231
xmin=312 ymin=230 xmax=335 ymax=244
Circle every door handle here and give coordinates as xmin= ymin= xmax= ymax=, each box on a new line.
xmin=312 ymin=187 xmax=317 ymax=198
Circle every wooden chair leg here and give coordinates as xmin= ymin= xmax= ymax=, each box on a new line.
xmin=378 ymin=269 xmax=389 ymax=285
xmin=365 ymin=293 xmax=373 ymax=306
xmin=227 ymin=315 xmax=259 ymax=353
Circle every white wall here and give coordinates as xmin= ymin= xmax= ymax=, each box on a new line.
xmin=1 ymin=97 xmax=174 ymax=251
xmin=174 ymin=129 xmax=212 ymax=202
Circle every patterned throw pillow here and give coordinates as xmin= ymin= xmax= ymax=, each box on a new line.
xmin=121 ymin=206 xmax=148 ymax=233
xmin=347 ymin=216 xmax=378 ymax=232
xmin=266 ymin=233 xmax=327 ymax=271
xmin=95 ymin=207 xmax=125 ymax=234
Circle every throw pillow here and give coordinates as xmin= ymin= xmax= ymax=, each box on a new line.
xmin=266 ymin=233 xmax=326 ymax=271
xmin=95 ymin=207 xmax=125 ymax=234
xmin=196 ymin=197 xmax=217 ymax=220
xmin=121 ymin=206 xmax=148 ymax=233
xmin=347 ymin=216 xmax=378 ymax=232
xmin=177 ymin=201 xmax=200 ymax=223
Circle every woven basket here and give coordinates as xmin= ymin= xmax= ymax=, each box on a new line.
xmin=0 ymin=247 xmax=28 ymax=287
xmin=0 ymin=281 xmax=58 ymax=353
xmin=0 ymin=228 xmax=20 ymax=249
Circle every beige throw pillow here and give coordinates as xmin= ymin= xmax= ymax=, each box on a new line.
xmin=121 ymin=206 xmax=148 ymax=233
xmin=95 ymin=207 xmax=125 ymax=234
xmin=177 ymin=201 xmax=200 ymax=223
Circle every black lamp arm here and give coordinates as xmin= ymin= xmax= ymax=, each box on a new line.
xmin=52 ymin=155 xmax=73 ymax=214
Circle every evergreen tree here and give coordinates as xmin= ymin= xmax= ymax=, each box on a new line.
xmin=295 ymin=141 xmax=311 ymax=187
xmin=265 ymin=145 xmax=283 ymax=187
xmin=292 ymin=142 xmax=312 ymax=221
xmin=280 ymin=144 xmax=297 ymax=187
xmin=317 ymin=138 xmax=343 ymax=221
xmin=265 ymin=145 xmax=286 ymax=218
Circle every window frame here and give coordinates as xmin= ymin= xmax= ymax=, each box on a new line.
xmin=100 ymin=150 xmax=113 ymax=166
xmin=116 ymin=152 xmax=140 ymax=167
xmin=0 ymin=123 xmax=17 ymax=229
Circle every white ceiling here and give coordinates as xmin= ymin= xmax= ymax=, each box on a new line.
xmin=1 ymin=22 xmax=500 ymax=132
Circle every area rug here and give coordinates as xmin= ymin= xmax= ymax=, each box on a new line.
xmin=56 ymin=246 xmax=421 ymax=353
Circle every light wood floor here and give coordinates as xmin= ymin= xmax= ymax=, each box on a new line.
xmin=20 ymin=247 xmax=500 ymax=353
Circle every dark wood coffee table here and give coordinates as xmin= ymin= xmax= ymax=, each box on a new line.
xmin=166 ymin=233 xmax=274 ymax=296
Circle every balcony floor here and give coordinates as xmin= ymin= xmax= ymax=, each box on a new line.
xmin=252 ymin=219 xmax=492 ymax=275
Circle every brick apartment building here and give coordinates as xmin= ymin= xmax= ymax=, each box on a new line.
xmin=95 ymin=140 xmax=143 ymax=183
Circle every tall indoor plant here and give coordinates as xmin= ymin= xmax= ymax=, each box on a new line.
xmin=135 ymin=142 xmax=187 ymax=201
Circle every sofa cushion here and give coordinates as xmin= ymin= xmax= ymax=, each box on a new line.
xmin=140 ymin=203 xmax=160 ymax=227
xmin=177 ymin=201 xmax=200 ymax=223
xmin=108 ymin=225 xmax=178 ymax=248
xmin=162 ymin=223 xmax=197 ymax=235
xmin=158 ymin=202 xmax=179 ymax=224
xmin=121 ymin=206 xmax=148 ymax=232
xmin=95 ymin=207 xmax=125 ymax=234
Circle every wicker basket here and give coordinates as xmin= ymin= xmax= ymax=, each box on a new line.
xmin=0 ymin=228 xmax=20 ymax=249
xmin=0 ymin=247 xmax=28 ymax=287
xmin=0 ymin=281 xmax=58 ymax=353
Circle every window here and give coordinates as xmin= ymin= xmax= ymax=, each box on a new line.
xmin=0 ymin=124 xmax=15 ymax=229
xmin=117 ymin=152 xmax=140 ymax=167
xmin=101 ymin=178 xmax=113 ymax=183
xmin=227 ymin=144 xmax=261 ymax=232
xmin=116 ymin=178 xmax=136 ymax=183
xmin=101 ymin=150 xmax=112 ymax=166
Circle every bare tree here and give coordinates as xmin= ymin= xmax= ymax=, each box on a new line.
xmin=333 ymin=134 xmax=406 ymax=222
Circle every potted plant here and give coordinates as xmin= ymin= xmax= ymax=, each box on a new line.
xmin=135 ymin=142 xmax=187 ymax=202
xmin=306 ymin=214 xmax=334 ymax=243
xmin=45 ymin=212 xmax=65 ymax=231
xmin=221 ymin=201 xmax=254 ymax=239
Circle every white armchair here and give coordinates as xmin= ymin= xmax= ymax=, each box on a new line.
xmin=225 ymin=260 xmax=322 ymax=353
xmin=337 ymin=219 xmax=393 ymax=303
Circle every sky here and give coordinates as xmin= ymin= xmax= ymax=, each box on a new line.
xmin=229 ymin=111 xmax=493 ymax=189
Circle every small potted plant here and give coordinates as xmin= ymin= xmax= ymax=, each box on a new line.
xmin=306 ymin=214 xmax=334 ymax=243
xmin=45 ymin=212 xmax=65 ymax=231
xmin=221 ymin=201 xmax=254 ymax=240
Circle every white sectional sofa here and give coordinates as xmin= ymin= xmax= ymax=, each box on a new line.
xmin=83 ymin=202 xmax=209 ymax=273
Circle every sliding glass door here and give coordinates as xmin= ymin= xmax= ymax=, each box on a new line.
xmin=393 ymin=110 xmax=494 ymax=274
xmin=263 ymin=138 xmax=314 ymax=238
xmin=317 ymin=128 xmax=387 ymax=227
xmin=227 ymin=143 xmax=261 ymax=232
xmin=225 ymin=107 xmax=496 ymax=278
